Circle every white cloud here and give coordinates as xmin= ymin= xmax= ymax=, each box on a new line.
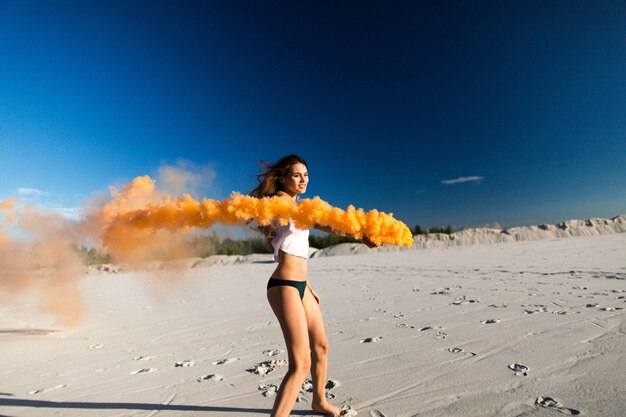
xmin=51 ymin=207 xmax=83 ymax=221
xmin=17 ymin=187 xmax=47 ymax=196
xmin=441 ymin=176 xmax=485 ymax=185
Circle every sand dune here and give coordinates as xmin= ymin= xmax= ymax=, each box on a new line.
xmin=87 ymin=214 xmax=626 ymax=269
xmin=1 ymin=219 xmax=625 ymax=417
xmin=312 ymin=214 xmax=626 ymax=257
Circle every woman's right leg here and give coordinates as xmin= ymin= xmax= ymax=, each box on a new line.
xmin=267 ymin=285 xmax=311 ymax=417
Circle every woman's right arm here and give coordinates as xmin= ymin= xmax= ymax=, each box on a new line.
xmin=258 ymin=224 xmax=274 ymax=247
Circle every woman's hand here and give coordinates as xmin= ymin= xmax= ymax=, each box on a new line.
xmin=361 ymin=235 xmax=379 ymax=248
xmin=307 ymin=283 xmax=320 ymax=304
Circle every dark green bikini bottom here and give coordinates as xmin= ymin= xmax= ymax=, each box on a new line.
xmin=267 ymin=277 xmax=307 ymax=300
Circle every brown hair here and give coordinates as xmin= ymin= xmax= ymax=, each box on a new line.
xmin=249 ymin=154 xmax=308 ymax=240
xmin=249 ymin=154 xmax=308 ymax=198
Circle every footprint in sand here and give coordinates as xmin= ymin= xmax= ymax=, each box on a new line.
xmin=88 ymin=344 xmax=103 ymax=350
xmin=536 ymin=396 xmax=580 ymax=415
xmin=339 ymin=406 xmax=358 ymax=416
xmin=324 ymin=379 xmax=340 ymax=389
xmin=430 ymin=327 xmax=447 ymax=339
xmin=301 ymin=379 xmax=313 ymax=392
xmin=198 ymin=373 xmax=223 ymax=382
xmin=212 ymin=358 xmax=240 ymax=365
xmin=28 ymin=385 xmax=67 ymax=395
xmin=396 ymin=323 xmax=415 ymax=329
xmin=447 ymin=347 xmax=476 ymax=356
xmin=130 ymin=368 xmax=157 ymax=375
xmin=175 ymin=360 xmax=195 ymax=367
xmin=258 ymin=383 xmax=278 ymax=397
xmin=599 ymin=306 xmax=623 ymax=311
xmin=524 ymin=307 xmax=548 ymax=314
xmin=301 ymin=378 xmax=340 ymax=399
xmin=488 ymin=303 xmax=507 ymax=308
xmin=360 ymin=337 xmax=383 ymax=343
xmin=370 ymin=410 xmax=387 ymax=417
xmin=451 ymin=296 xmax=479 ymax=305
xmin=508 ymin=363 xmax=529 ymax=376
xmin=263 ymin=349 xmax=281 ymax=357
xmin=247 ymin=359 xmax=288 ymax=376
xmin=431 ymin=288 xmax=451 ymax=295
xmin=133 ymin=356 xmax=154 ymax=361
xmin=481 ymin=319 xmax=500 ymax=324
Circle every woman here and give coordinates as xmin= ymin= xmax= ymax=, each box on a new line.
xmin=250 ymin=155 xmax=377 ymax=417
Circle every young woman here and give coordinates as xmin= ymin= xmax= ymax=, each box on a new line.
xmin=250 ymin=155 xmax=377 ymax=417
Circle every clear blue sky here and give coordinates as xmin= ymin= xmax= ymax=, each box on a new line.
xmin=1 ymin=0 xmax=625 ymax=230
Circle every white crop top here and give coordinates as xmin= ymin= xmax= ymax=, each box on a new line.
xmin=272 ymin=221 xmax=310 ymax=262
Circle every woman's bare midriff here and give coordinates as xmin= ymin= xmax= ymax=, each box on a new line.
xmin=271 ymin=250 xmax=308 ymax=281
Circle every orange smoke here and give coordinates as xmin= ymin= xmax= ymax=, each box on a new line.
xmin=0 ymin=169 xmax=413 ymax=327
xmin=0 ymin=198 xmax=12 ymax=245
xmin=102 ymin=176 xmax=414 ymax=261
xmin=0 ymin=198 xmax=84 ymax=327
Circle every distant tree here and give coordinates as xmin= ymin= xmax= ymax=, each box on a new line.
xmin=74 ymin=245 xmax=113 ymax=265
xmin=428 ymin=225 xmax=455 ymax=235
xmin=412 ymin=225 xmax=424 ymax=235
xmin=189 ymin=233 xmax=220 ymax=258
xmin=217 ymin=238 xmax=248 ymax=255
xmin=428 ymin=226 xmax=441 ymax=234
xmin=250 ymin=238 xmax=273 ymax=254
xmin=309 ymin=233 xmax=359 ymax=249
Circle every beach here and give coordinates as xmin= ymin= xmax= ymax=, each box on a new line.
xmin=1 ymin=232 xmax=625 ymax=417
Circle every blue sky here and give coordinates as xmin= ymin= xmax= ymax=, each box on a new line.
xmin=1 ymin=0 xmax=625 ymax=231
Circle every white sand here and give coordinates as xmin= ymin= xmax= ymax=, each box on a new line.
xmin=1 ymin=233 xmax=625 ymax=417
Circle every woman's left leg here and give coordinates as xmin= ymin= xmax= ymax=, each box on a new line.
xmin=302 ymin=286 xmax=343 ymax=415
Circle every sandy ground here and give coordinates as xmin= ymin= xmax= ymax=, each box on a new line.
xmin=1 ymin=233 xmax=625 ymax=417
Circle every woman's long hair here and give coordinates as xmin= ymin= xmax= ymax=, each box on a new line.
xmin=249 ymin=154 xmax=308 ymax=239
xmin=249 ymin=154 xmax=308 ymax=198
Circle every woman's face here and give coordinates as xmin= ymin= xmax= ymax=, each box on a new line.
xmin=281 ymin=163 xmax=308 ymax=197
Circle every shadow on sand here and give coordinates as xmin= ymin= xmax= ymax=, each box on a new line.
xmin=0 ymin=397 xmax=326 ymax=415
xmin=0 ymin=329 xmax=57 ymax=336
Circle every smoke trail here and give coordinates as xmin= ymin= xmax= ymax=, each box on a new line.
xmin=0 ymin=166 xmax=412 ymax=327
xmin=0 ymin=198 xmax=84 ymax=327
xmin=101 ymin=176 xmax=414 ymax=262
xmin=0 ymin=163 xmax=215 ymax=327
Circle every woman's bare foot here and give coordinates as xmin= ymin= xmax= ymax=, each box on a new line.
xmin=312 ymin=399 xmax=343 ymax=416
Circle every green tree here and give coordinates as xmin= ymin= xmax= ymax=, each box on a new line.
xmin=74 ymin=245 xmax=113 ymax=265
xmin=427 ymin=225 xmax=454 ymax=235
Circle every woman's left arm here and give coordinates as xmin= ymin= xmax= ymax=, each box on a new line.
xmin=313 ymin=223 xmax=341 ymax=236
xmin=313 ymin=223 xmax=379 ymax=248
